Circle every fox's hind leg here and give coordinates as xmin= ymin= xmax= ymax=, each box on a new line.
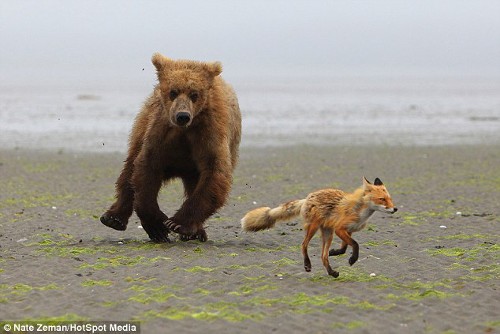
xmin=301 ymin=221 xmax=319 ymax=272
xmin=321 ymin=227 xmax=339 ymax=277
xmin=335 ymin=229 xmax=359 ymax=265
xmin=329 ymin=240 xmax=347 ymax=256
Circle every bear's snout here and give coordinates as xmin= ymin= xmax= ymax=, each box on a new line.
xmin=175 ymin=112 xmax=191 ymax=127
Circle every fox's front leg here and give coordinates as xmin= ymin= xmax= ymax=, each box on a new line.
xmin=321 ymin=227 xmax=339 ymax=277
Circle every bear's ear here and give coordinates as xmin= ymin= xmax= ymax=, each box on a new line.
xmin=151 ymin=52 xmax=172 ymax=72
xmin=204 ymin=61 xmax=222 ymax=78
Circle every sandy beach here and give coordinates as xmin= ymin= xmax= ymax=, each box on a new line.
xmin=2 ymin=1 xmax=500 ymax=333
xmin=0 ymin=144 xmax=498 ymax=333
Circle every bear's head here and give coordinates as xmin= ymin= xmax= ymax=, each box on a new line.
xmin=152 ymin=53 xmax=222 ymax=128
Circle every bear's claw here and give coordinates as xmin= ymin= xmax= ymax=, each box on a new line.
xmin=100 ymin=214 xmax=127 ymax=231
xmin=165 ymin=219 xmax=208 ymax=242
xmin=164 ymin=219 xmax=182 ymax=233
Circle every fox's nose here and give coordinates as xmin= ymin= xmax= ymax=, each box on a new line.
xmin=176 ymin=112 xmax=191 ymax=126
xmin=392 ymin=207 xmax=398 ymax=213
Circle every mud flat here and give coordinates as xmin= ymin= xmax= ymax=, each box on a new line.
xmin=0 ymin=144 xmax=498 ymax=333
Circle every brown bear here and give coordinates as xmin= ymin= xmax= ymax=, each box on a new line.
xmin=100 ymin=53 xmax=241 ymax=242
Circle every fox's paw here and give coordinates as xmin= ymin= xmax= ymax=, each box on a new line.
xmin=328 ymin=268 xmax=340 ymax=278
xmin=100 ymin=213 xmax=127 ymax=231
xmin=304 ymin=258 xmax=312 ymax=272
xmin=348 ymin=255 xmax=358 ymax=266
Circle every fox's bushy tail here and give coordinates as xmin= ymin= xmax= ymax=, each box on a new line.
xmin=241 ymin=199 xmax=306 ymax=232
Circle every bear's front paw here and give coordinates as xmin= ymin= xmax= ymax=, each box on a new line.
xmin=165 ymin=220 xmax=208 ymax=242
xmin=179 ymin=229 xmax=207 ymax=242
xmin=194 ymin=228 xmax=208 ymax=242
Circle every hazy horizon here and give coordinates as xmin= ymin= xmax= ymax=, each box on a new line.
xmin=1 ymin=0 xmax=500 ymax=89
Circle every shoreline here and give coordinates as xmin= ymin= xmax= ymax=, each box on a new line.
xmin=2 ymin=74 xmax=499 ymax=153
xmin=2 ymin=140 xmax=500 ymax=155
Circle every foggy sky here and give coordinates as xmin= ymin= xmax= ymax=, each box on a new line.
xmin=1 ymin=0 xmax=499 ymax=87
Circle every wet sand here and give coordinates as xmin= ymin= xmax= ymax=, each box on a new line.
xmin=0 ymin=145 xmax=499 ymax=333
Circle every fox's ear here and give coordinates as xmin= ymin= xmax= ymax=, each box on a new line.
xmin=363 ymin=176 xmax=372 ymax=191
xmin=374 ymin=178 xmax=383 ymax=186
xmin=151 ymin=52 xmax=172 ymax=72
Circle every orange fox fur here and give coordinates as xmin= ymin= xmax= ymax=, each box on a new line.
xmin=241 ymin=177 xmax=397 ymax=277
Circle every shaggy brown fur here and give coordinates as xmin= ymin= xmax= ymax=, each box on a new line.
xmin=100 ymin=53 xmax=241 ymax=242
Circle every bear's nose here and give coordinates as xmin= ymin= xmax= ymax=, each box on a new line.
xmin=176 ymin=112 xmax=191 ymax=126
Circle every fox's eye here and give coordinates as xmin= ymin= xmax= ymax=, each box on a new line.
xmin=379 ymin=198 xmax=386 ymax=202
xmin=189 ymin=91 xmax=199 ymax=102
xmin=169 ymin=89 xmax=179 ymax=100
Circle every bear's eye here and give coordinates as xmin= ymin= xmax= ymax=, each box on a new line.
xmin=189 ymin=91 xmax=199 ymax=102
xmin=169 ymin=89 xmax=179 ymax=101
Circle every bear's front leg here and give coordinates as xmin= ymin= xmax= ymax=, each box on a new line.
xmin=100 ymin=159 xmax=135 ymax=231
xmin=100 ymin=120 xmax=146 ymax=232
xmin=165 ymin=167 xmax=231 ymax=242
xmin=132 ymin=160 xmax=170 ymax=243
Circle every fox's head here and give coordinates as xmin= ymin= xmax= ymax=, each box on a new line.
xmin=152 ymin=52 xmax=222 ymax=128
xmin=363 ymin=177 xmax=398 ymax=214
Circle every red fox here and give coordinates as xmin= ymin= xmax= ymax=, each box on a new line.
xmin=241 ymin=177 xmax=397 ymax=277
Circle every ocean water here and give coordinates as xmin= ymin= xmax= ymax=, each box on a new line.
xmin=0 ymin=76 xmax=499 ymax=152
